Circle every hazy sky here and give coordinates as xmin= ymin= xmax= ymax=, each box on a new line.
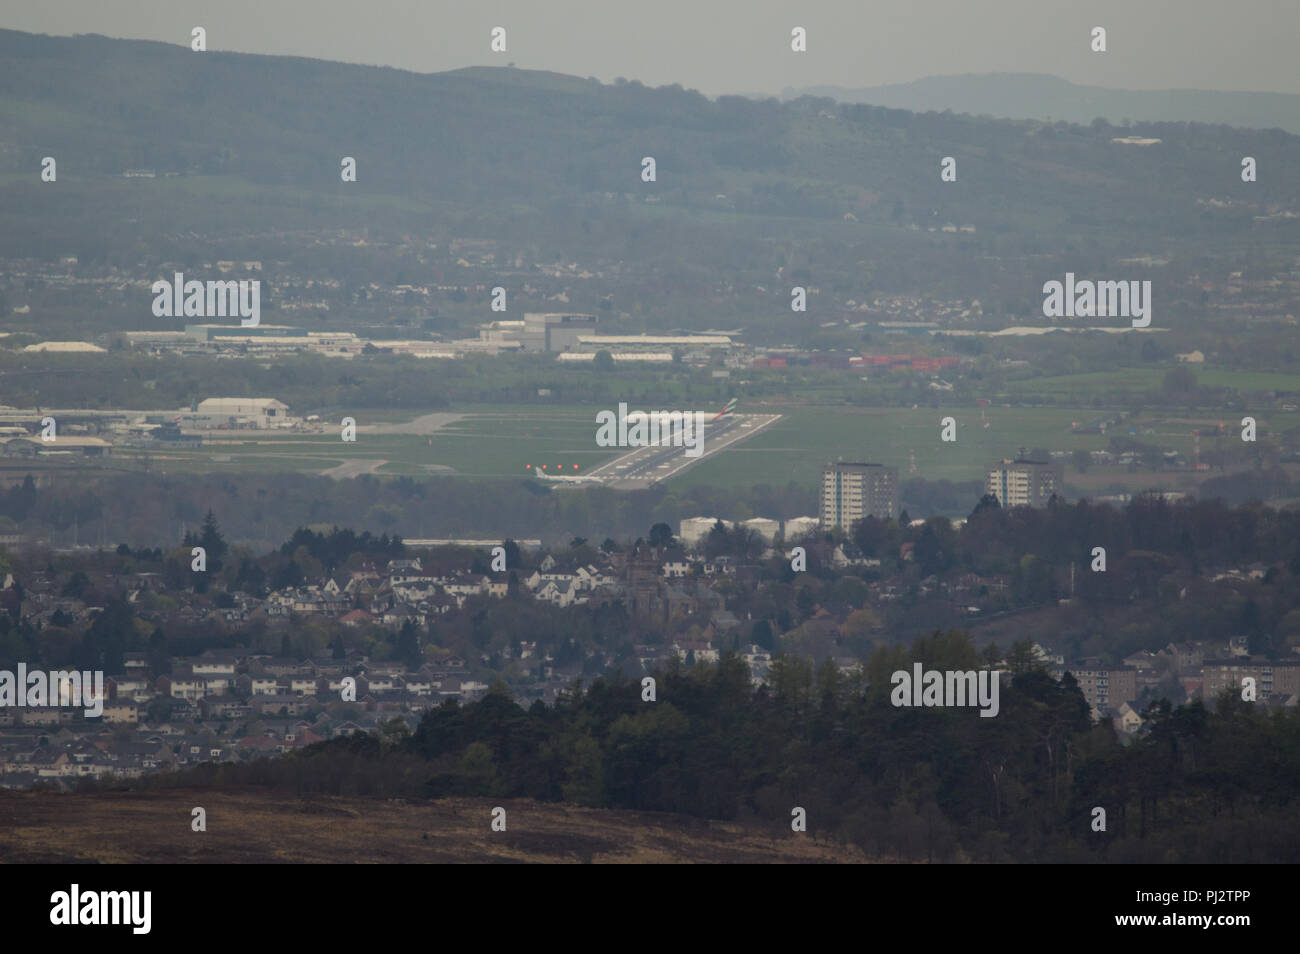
xmin=3 ymin=0 xmax=1297 ymax=96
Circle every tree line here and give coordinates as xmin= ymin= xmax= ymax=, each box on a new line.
xmin=120 ymin=631 xmax=1300 ymax=863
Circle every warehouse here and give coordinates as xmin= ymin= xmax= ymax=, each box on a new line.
xmin=188 ymin=398 xmax=290 ymax=429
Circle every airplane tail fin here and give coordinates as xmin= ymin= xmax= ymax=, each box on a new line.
xmin=712 ymin=398 xmax=738 ymax=421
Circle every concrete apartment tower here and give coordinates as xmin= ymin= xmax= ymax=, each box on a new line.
xmin=985 ymin=456 xmax=1063 ymax=508
xmin=820 ymin=461 xmax=900 ymax=530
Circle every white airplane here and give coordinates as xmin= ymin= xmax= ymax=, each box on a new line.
xmin=531 ymin=466 xmax=602 ymax=484
xmin=621 ymin=397 xmax=738 ymax=437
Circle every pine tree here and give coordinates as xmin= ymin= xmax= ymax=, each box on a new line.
xmin=200 ymin=509 xmax=228 ymax=561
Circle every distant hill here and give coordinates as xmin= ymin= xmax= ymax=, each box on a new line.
xmin=780 ymin=73 xmax=1300 ymax=135
xmin=1 ymin=28 xmax=1294 ymax=229
xmin=0 ymin=30 xmax=1297 ymax=338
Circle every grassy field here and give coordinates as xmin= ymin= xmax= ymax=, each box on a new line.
xmin=669 ymin=404 xmax=1295 ymax=488
xmin=103 ymin=402 xmax=1300 ymax=490
xmin=0 ymin=787 xmax=866 ymax=864
xmin=674 ymin=404 xmax=1086 ymax=487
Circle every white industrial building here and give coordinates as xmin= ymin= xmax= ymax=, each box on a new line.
xmin=556 ymin=352 xmax=674 ymax=363
xmin=23 ymin=341 xmax=106 ymax=353
xmin=783 ymin=516 xmax=820 ymax=540
xmin=680 ymin=516 xmax=783 ymax=547
xmin=522 ymin=313 xmax=599 ymax=352
xmin=188 ymin=398 xmax=291 ymax=429
xmin=741 ymin=518 xmax=781 ymax=543
xmin=574 ymin=335 xmax=735 ymax=350
xmin=679 ymin=517 xmax=732 ymax=548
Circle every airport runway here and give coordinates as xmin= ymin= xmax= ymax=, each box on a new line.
xmin=584 ymin=413 xmax=782 ymax=488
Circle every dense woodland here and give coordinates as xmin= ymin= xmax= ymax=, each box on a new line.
xmin=0 ymin=469 xmax=819 ymax=547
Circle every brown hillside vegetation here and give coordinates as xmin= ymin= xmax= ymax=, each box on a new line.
xmin=0 ymin=788 xmax=870 ymax=864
